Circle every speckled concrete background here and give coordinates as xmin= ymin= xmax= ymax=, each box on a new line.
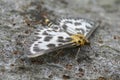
xmin=0 ymin=0 xmax=120 ymax=80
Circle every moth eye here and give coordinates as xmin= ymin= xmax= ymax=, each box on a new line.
xmin=78 ymin=40 xmax=81 ymax=43
xmin=78 ymin=40 xmax=81 ymax=44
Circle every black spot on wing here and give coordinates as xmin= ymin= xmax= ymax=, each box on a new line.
xmin=74 ymin=22 xmax=82 ymax=26
xmin=47 ymin=44 xmax=56 ymax=48
xmin=33 ymin=46 xmax=41 ymax=52
xmin=75 ymin=28 xmax=85 ymax=34
xmin=36 ymin=30 xmax=41 ymax=32
xmin=33 ymin=39 xmax=38 ymax=42
xmin=52 ymin=26 xmax=59 ymax=30
xmin=34 ymin=32 xmax=39 ymax=35
xmin=47 ymin=30 xmax=52 ymax=32
xmin=86 ymin=25 xmax=92 ymax=29
xmin=62 ymin=24 xmax=68 ymax=30
xmin=58 ymin=43 xmax=63 ymax=46
xmin=58 ymin=36 xmax=64 ymax=39
xmin=57 ymin=39 xmax=68 ymax=43
xmin=44 ymin=36 xmax=53 ymax=42
xmin=85 ymin=25 xmax=92 ymax=33
xmin=34 ymin=44 xmax=38 ymax=46
xmin=38 ymin=41 xmax=42 ymax=43
xmin=65 ymin=37 xmax=72 ymax=41
xmin=42 ymin=31 xmax=48 ymax=35
xmin=88 ymin=21 xmax=94 ymax=26
xmin=86 ymin=29 xmax=91 ymax=33
xmin=64 ymin=21 xmax=73 ymax=24
xmin=36 ymin=36 xmax=42 ymax=39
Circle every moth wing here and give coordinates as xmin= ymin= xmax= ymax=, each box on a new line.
xmin=28 ymin=27 xmax=72 ymax=58
xmin=28 ymin=18 xmax=99 ymax=58
xmin=57 ymin=17 xmax=99 ymax=39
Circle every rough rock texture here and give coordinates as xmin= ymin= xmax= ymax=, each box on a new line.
xmin=0 ymin=0 xmax=120 ymax=80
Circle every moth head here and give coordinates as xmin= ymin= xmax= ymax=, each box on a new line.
xmin=70 ymin=34 xmax=90 ymax=46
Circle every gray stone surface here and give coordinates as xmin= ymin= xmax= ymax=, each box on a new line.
xmin=0 ymin=0 xmax=120 ymax=80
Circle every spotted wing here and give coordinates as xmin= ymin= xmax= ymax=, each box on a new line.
xmin=57 ymin=17 xmax=99 ymax=39
xmin=28 ymin=26 xmax=72 ymax=58
xmin=28 ymin=18 xmax=99 ymax=58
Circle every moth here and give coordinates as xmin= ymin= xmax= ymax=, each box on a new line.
xmin=27 ymin=17 xmax=99 ymax=58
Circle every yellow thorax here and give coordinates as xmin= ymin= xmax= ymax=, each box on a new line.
xmin=70 ymin=34 xmax=89 ymax=46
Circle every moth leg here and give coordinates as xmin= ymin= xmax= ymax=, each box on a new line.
xmin=70 ymin=34 xmax=90 ymax=60
xmin=54 ymin=49 xmax=64 ymax=57
xmin=70 ymin=34 xmax=90 ymax=46
xmin=75 ymin=48 xmax=81 ymax=60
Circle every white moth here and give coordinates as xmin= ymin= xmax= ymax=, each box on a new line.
xmin=28 ymin=17 xmax=99 ymax=58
